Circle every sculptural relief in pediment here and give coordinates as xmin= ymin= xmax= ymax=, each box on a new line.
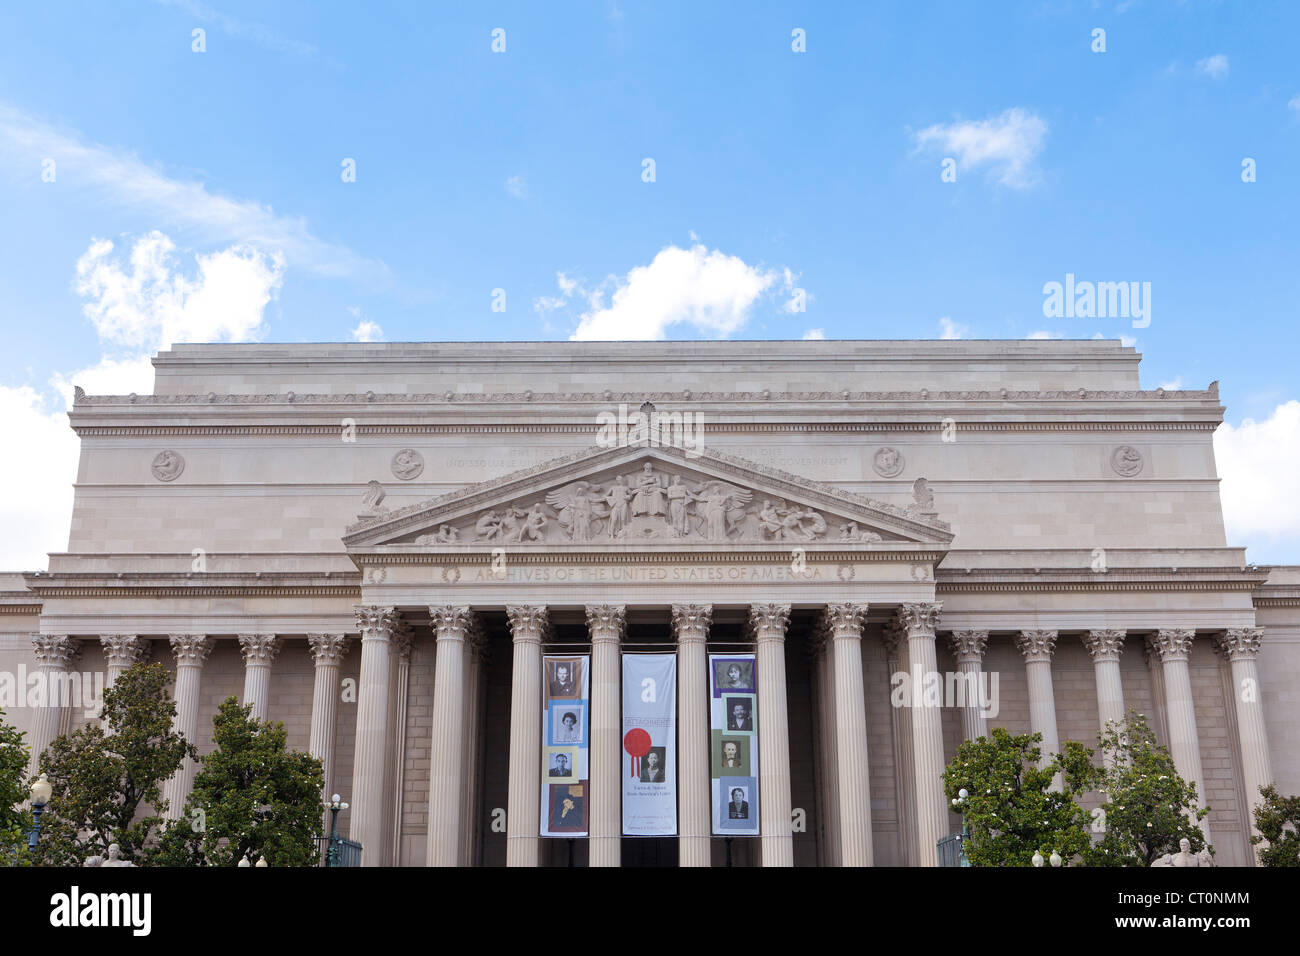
xmin=406 ymin=460 xmax=901 ymax=546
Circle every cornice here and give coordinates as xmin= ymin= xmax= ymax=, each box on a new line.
xmin=936 ymin=566 xmax=1267 ymax=593
xmin=350 ymin=548 xmax=950 ymax=565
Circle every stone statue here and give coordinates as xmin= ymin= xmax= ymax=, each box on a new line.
xmin=474 ymin=509 xmax=506 ymax=540
xmin=665 ymin=474 xmax=698 ymax=536
xmin=911 ymin=477 xmax=935 ymax=513
xmin=505 ymin=502 xmax=548 ymax=542
xmin=604 ymin=475 xmax=633 ymax=539
xmin=1151 ymin=837 xmax=1214 ymax=867
xmin=630 ymin=462 xmax=666 ymax=517
xmin=759 ymin=499 xmax=826 ymax=541
xmin=545 ymin=481 xmax=608 ymax=542
xmin=695 ymin=481 xmax=752 ymax=540
xmin=86 ymin=843 xmax=135 ymax=867
xmin=360 ymin=480 xmax=387 ymax=515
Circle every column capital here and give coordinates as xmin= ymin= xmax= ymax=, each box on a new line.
xmin=1016 ymin=629 xmax=1057 ymax=663
xmin=1150 ymin=628 xmax=1196 ymax=663
xmin=355 ymin=605 xmax=399 ymax=638
xmin=32 ymin=634 xmax=81 ymax=668
xmin=585 ymin=604 xmax=626 ymax=643
xmin=947 ymin=629 xmax=989 ymax=664
xmin=307 ymin=633 xmax=351 ymax=665
xmin=169 ymin=633 xmax=214 ymax=665
xmin=898 ymin=603 xmax=942 ymax=638
xmin=100 ymin=634 xmax=149 ymax=668
xmin=821 ymin=603 xmax=869 ymax=641
xmin=1216 ymin=627 xmax=1263 ymax=662
xmin=506 ymin=605 xmax=549 ymax=644
xmin=430 ymin=606 xmax=475 ymax=642
xmin=1082 ymin=629 xmax=1126 ymax=663
xmin=238 ymin=633 xmax=282 ymax=666
xmin=748 ymin=603 xmax=791 ymax=643
xmin=671 ymin=604 xmax=712 ymax=644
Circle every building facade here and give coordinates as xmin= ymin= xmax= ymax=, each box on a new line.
xmin=1 ymin=340 xmax=1296 ymax=866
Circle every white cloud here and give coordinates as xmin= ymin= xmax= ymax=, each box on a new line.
xmin=912 ymin=107 xmax=1048 ymax=188
xmin=1215 ymin=401 xmax=1300 ymax=552
xmin=1158 ymin=376 xmax=1185 ymax=391
xmin=802 ymin=328 xmax=825 ymax=340
xmin=349 ymin=306 xmax=383 ymax=342
xmin=1196 ymin=54 xmax=1230 ymax=79
xmin=1026 ymin=330 xmax=1062 ymax=339
xmin=506 ymin=175 xmax=527 ymax=199
xmin=0 ymin=101 xmax=384 ymax=281
xmin=0 ymin=385 xmax=79 ymax=570
xmin=563 ymin=244 xmax=787 ymax=340
xmin=938 ymin=316 xmax=968 ymax=339
xmin=1289 ymin=94 xmax=1300 ymax=113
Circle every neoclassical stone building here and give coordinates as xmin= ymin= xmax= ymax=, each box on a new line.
xmin=1 ymin=340 xmax=1295 ymax=866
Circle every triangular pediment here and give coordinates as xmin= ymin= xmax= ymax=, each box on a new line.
xmin=343 ymin=444 xmax=953 ymax=550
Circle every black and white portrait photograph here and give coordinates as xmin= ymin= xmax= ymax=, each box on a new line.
xmin=713 ymin=659 xmax=754 ymax=692
xmin=547 ymin=658 xmax=582 ymax=699
xmin=727 ymin=786 xmax=750 ymax=820
xmin=639 ymin=746 xmax=667 ymax=784
xmin=725 ymin=697 xmax=754 ymax=732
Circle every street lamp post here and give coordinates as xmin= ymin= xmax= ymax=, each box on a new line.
xmin=326 ymin=793 xmax=349 ymax=867
xmin=28 ymin=773 xmax=53 ymax=851
xmin=948 ymin=787 xmax=971 ymax=866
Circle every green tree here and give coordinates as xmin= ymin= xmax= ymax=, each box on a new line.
xmin=1082 ymin=711 xmax=1210 ymax=866
xmin=942 ymin=727 xmax=1097 ymax=866
xmin=1250 ymin=785 xmax=1300 ymax=867
xmin=153 ymin=697 xmax=324 ymax=867
xmin=0 ymin=708 xmax=34 ymax=865
xmin=33 ymin=662 xmax=193 ymax=865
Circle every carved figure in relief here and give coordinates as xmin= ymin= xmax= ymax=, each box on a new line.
xmin=695 ymin=481 xmax=752 ymax=540
xmin=604 ymin=475 xmax=633 ymax=539
xmin=839 ymin=522 xmax=883 ymax=543
xmin=911 ymin=477 xmax=934 ymax=512
xmin=630 ymin=462 xmax=667 ymax=517
xmin=415 ymin=524 xmax=459 ymax=545
xmin=546 ymin=481 xmax=608 ymax=542
xmin=505 ymin=502 xmax=548 ymax=542
xmin=665 ymin=474 xmax=699 ymax=536
xmin=360 ymin=480 xmax=387 ymax=513
xmin=759 ymin=498 xmax=827 ymax=541
xmin=475 ymin=510 xmax=506 ymax=540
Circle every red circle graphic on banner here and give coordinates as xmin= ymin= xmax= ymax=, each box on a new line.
xmin=623 ymin=728 xmax=651 ymax=757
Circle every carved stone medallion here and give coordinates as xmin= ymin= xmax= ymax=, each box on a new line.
xmin=391 ymin=448 xmax=425 ymax=480
xmin=873 ymin=447 xmax=905 ymax=478
xmin=151 ymin=450 xmax=185 ymax=481
xmin=1110 ymin=445 xmax=1143 ymax=477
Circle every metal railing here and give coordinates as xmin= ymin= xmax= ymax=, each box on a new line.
xmin=937 ymin=832 xmax=970 ymax=867
xmin=316 ymin=836 xmax=363 ymax=867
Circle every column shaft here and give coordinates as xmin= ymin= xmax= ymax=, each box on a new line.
xmin=883 ymin=624 xmax=915 ymax=866
xmin=825 ymin=604 xmax=873 ymax=866
xmin=427 ymin=606 xmax=473 ymax=867
xmin=751 ymin=604 xmax=793 ymax=867
xmin=1017 ymin=630 xmax=1061 ymax=787
xmin=1083 ymin=630 xmax=1126 ymax=765
xmin=27 ymin=636 xmax=80 ymax=777
xmin=505 ymin=606 xmax=546 ymax=867
xmin=1152 ymin=630 xmax=1209 ymax=839
xmin=1218 ymin=629 xmax=1272 ymax=859
xmin=948 ymin=631 xmax=989 ymax=741
xmin=351 ymin=607 xmax=397 ymax=866
xmin=902 ymin=604 xmax=946 ymax=866
xmin=673 ymin=604 xmax=712 ymax=867
xmin=587 ymin=604 xmax=625 ymax=868
xmin=163 ymin=634 xmax=213 ymax=819
xmin=238 ymin=633 xmax=281 ymax=723
xmin=307 ymin=635 xmax=350 ymax=825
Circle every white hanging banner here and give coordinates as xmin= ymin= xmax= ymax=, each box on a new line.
xmin=710 ymin=653 xmax=759 ymax=836
xmin=540 ymin=654 xmax=590 ymax=837
xmin=621 ymin=653 xmax=678 ymax=836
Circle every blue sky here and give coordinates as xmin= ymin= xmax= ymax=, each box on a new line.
xmin=0 ymin=0 xmax=1297 ymax=567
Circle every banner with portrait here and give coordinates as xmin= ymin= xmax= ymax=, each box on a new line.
xmin=709 ymin=653 xmax=759 ymax=835
xmin=541 ymin=653 xmax=590 ymax=837
xmin=622 ymin=653 xmax=678 ymax=836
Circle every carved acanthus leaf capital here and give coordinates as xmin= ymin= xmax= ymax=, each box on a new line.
xmin=585 ymin=604 xmax=626 ymax=643
xmin=238 ymin=633 xmax=282 ymax=666
xmin=307 ymin=633 xmax=351 ymax=665
xmin=100 ymin=634 xmax=149 ymax=668
xmin=947 ymin=629 xmax=989 ymax=664
xmin=169 ymin=634 xmax=215 ymax=666
xmin=506 ymin=605 xmax=550 ymax=643
xmin=430 ymin=606 xmax=475 ymax=642
xmin=1016 ymin=629 xmax=1058 ymax=663
xmin=749 ymin=603 xmax=792 ymax=643
xmin=354 ymin=605 xmax=399 ymax=639
xmin=671 ymin=604 xmax=712 ymax=643
xmin=821 ymin=603 xmax=868 ymax=640
xmin=1083 ymin=629 xmax=1126 ymax=663
xmin=1216 ymin=627 xmax=1262 ymax=662
xmin=32 ymin=635 xmax=81 ymax=668
xmin=1151 ymin=628 xmax=1196 ymax=663
xmin=898 ymin=603 xmax=942 ymax=638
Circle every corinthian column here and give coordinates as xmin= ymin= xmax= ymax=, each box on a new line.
xmin=307 ymin=634 xmax=350 ymax=812
xmin=750 ymin=603 xmax=793 ymax=867
xmin=237 ymin=633 xmax=281 ymax=722
xmin=882 ymin=622 xmax=915 ymax=866
xmin=820 ymin=603 xmax=873 ymax=866
xmin=1082 ymin=630 xmax=1126 ymax=762
xmin=351 ymin=606 xmax=397 ymax=866
xmin=163 ymin=634 xmax=213 ymax=819
xmin=505 ymin=606 xmax=547 ymax=867
xmin=1150 ymin=629 xmax=1208 ymax=838
xmin=1016 ymin=630 xmax=1061 ymax=787
xmin=673 ymin=603 xmax=712 ymax=867
xmin=386 ymin=624 xmax=413 ymax=867
xmin=1216 ymin=627 xmax=1272 ymax=860
xmin=100 ymin=635 xmax=148 ymax=688
xmin=427 ymin=606 xmax=475 ymax=867
xmin=27 ymin=636 xmax=81 ymax=778
xmin=901 ymin=604 xmax=946 ymax=866
xmin=947 ymin=630 xmax=989 ymax=741
xmin=587 ymin=604 xmax=626 ymax=868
